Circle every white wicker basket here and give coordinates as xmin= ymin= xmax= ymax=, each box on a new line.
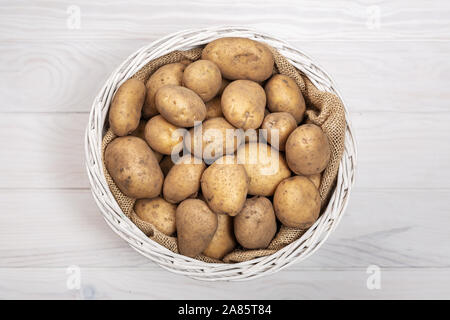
xmin=85 ymin=26 xmax=357 ymax=281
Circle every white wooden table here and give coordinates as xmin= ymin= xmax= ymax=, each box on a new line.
xmin=1 ymin=0 xmax=449 ymax=299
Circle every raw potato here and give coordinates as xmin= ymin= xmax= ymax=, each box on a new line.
xmin=273 ymin=176 xmax=320 ymax=228
xmin=159 ymin=156 xmax=175 ymax=176
xmin=236 ymin=143 xmax=291 ymax=196
xmin=163 ymin=155 xmax=206 ymax=204
xmin=202 ymin=37 xmax=274 ymax=82
xmin=143 ymin=63 xmax=186 ymax=118
xmin=261 ymin=112 xmax=297 ymax=151
xmin=234 ymin=196 xmax=277 ymax=249
xmin=217 ymin=78 xmax=230 ymax=95
xmin=134 ymin=197 xmax=176 ymax=236
xmin=205 ymin=96 xmax=223 ymax=119
xmin=203 ymin=213 xmax=236 ymax=259
xmin=130 ymin=120 xmax=163 ymax=162
xmin=144 ymin=115 xmax=184 ymax=155
xmin=104 ymin=136 xmax=163 ymax=199
xmin=221 ymin=80 xmax=266 ymax=130
xmin=155 ymin=85 xmax=206 ymax=127
xmin=182 ymin=60 xmax=222 ymax=102
xmin=185 ymin=117 xmax=242 ymax=162
xmin=201 ymin=155 xmax=248 ymax=216
xmin=307 ymin=173 xmax=321 ymax=189
xmin=265 ymin=74 xmax=305 ymax=123
xmin=176 ymin=199 xmax=218 ymax=257
xmin=109 ymin=79 xmax=146 ymax=136
xmin=285 ymin=124 xmax=331 ymax=175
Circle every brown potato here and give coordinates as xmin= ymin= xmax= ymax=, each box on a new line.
xmin=182 ymin=60 xmax=222 ymax=102
xmin=134 ymin=197 xmax=176 ymax=236
xmin=273 ymin=176 xmax=320 ymax=228
xmin=159 ymin=156 xmax=175 ymax=176
xmin=176 ymin=199 xmax=218 ymax=257
xmin=163 ymin=155 xmax=206 ymax=204
xmin=200 ymin=155 xmax=248 ymax=216
xmin=203 ymin=213 xmax=236 ymax=259
xmin=234 ymin=196 xmax=277 ymax=249
xmin=185 ymin=117 xmax=242 ymax=162
xmin=221 ymin=80 xmax=266 ymax=130
xmin=130 ymin=120 xmax=163 ymax=162
xmin=155 ymin=85 xmax=206 ymax=127
xmin=265 ymin=74 xmax=305 ymax=123
xmin=105 ymin=136 xmax=163 ymax=199
xmin=202 ymin=37 xmax=274 ymax=82
xmin=144 ymin=115 xmax=185 ymax=155
xmin=143 ymin=63 xmax=186 ymax=118
xmin=307 ymin=173 xmax=321 ymax=189
xmin=109 ymin=79 xmax=146 ymax=136
xmin=205 ymin=96 xmax=223 ymax=119
xmin=285 ymin=124 xmax=330 ymax=175
xmin=236 ymin=143 xmax=291 ymax=196
xmin=217 ymin=78 xmax=230 ymax=95
xmin=261 ymin=112 xmax=297 ymax=151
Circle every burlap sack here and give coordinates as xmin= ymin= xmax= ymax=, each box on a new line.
xmin=102 ymin=45 xmax=346 ymax=263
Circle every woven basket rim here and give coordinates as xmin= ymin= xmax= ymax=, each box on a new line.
xmin=85 ymin=25 xmax=357 ymax=281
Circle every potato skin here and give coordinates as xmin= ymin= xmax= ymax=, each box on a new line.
xmin=134 ymin=197 xmax=176 ymax=236
xmin=234 ymin=196 xmax=277 ymax=249
xmin=285 ymin=124 xmax=331 ymax=175
xmin=105 ymin=136 xmax=163 ymax=199
xmin=109 ymin=79 xmax=146 ymax=136
xmin=186 ymin=117 xmax=241 ymax=162
xmin=307 ymin=173 xmax=321 ymax=189
xmin=273 ymin=176 xmax=320 ymax=228
xmin=221 ymin=80 xmax=266 ymax=130
xmin=265 ymin=74 xmax=305 ymax=123
xmin=182 ymin=60 xmax=222 ymax=102
xmin=202 ymin=37 xmax=274 ymax=82
xmin=203 ymin=213 xmax=236 ymax=259
xmin=205 ymin=96 xmax=223 ymax=119
xmin=143 ymin=63 xmax=186 ymax=118
xmin=155 ymin=85 xmax=206 ymax=127
xmin=176 ymin=199 xmax=218 ymax=257
xmin=163 ymin=155 xmax=206 ymax=204
xmin=217 ymin=78 xmax=230 ymax=95
xmin=236 ymin=143 xmax=291 ymax=196
xmin=261 ymin=112 xmax=297 ymax=151
xmin=130 ymin=120 xmax=163 ymax=162
xmin=200 ymin=155 xmax=248 ymax=216
xmin=144 ymin=115 xmax=184 ymax=155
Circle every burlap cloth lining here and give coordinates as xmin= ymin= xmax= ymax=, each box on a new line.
xmin=101 ymin=46 xmax=346 ymax=263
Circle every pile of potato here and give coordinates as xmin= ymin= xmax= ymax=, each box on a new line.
xmin=105 ymin=37 xmax=331 ymax=260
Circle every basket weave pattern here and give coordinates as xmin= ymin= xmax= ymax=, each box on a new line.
xmin=85 ymin=26 xmax=357 ymax=281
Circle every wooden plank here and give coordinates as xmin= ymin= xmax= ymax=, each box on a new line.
xmin=1 ymin=0 xmax=449 ymax=41
xmin=1 ymin=40 xmax=450 ymax=113
xmin=0 ymin=267 xmax=449 ymax=299
xmin=0 ymin=188 xmax=448 ymax=269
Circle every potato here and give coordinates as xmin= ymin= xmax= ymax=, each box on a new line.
xmin=205 ymin=96 xmax=223 ymax=119
xmin=265 ymin=74 xmax=305 ymax=123
xmin=217 ymin=78 xmax=230 ymax=95
xmin=134 ymin=197 xmax=176 ymax=236
xmin=221 ymin=80 xmax=266 ymax=130
xmin=105 ymin=136 xmax=163 ymax=199
xmin=176 ymin=199 xmax=218 ymax=257
xmin=143 ymin=63 xmax=186 ymax=118
xmin=203 ymin=213 xmax=236 ymax=259
xmin=163 ymin=155 xmax=206 ymax=204
xmin=185 ymin=117 xmax=242 ymax=162
xmin=234 ymin=196 xmax=277 ymax=249
xmin=109 ymin=79 xmax=146 ymax=136
xmin=182 ymin=60 xmax=222 ymax=102
xmin=285 ymin=124 xmax=330 ymax=175
xmin=261 ymin=112 xmax=297 ymax=151
xmin=273 ymin=176 xmax=320 ymax=228
xmin=202 ymin=37 xmax=274 ymax=82
xmin=159 ymin=156 xmax=175 ymax=176
xmin=155 ymin=85 xmax=206 ymax=127
xmin=144 ymin=115 xmax=184 ymax=155
xmin=130 ymin=120 xmax=163 ymax=162
xmin=200 ymin=155 xmax=248 ymax=216
xmin=236 ymin=142 xmax=291 ymax=196
xmin=307 ymin=173 xmax=321 ymax=189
